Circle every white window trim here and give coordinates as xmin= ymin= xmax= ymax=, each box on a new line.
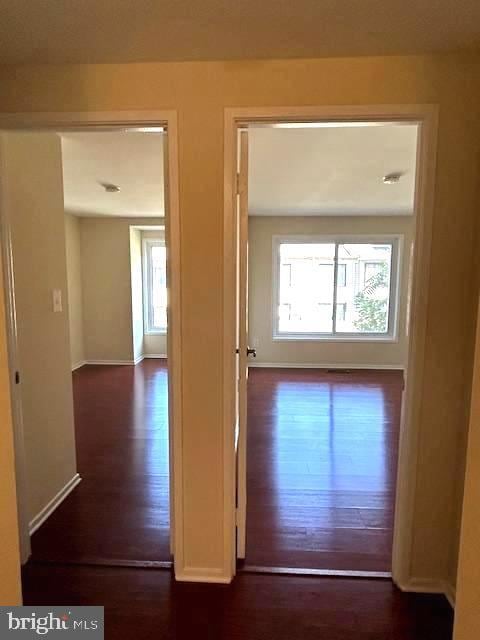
xmin=142 ymin=237 xmax=167 ymax=335
xmin=271 ymin=233 xmax=403 ymax=342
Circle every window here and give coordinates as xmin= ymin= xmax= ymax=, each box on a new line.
xmin=364 ymin=262 xmax=384 ymax=282
xmin=336 ymin=302 xmax=347 ymax=322
xmin=274 ymin=237 xmax=400 ymax=340
xmin=337 ymin=263 xmax=347 ymax=287
xmin=143 ymin=239 xmax=167 ymax=334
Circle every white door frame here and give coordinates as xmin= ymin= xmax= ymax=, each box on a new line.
xmin=0 ymin=111 xmax=185 ymax=574
xmin=223 ymin=104 xmax=439 ymax=586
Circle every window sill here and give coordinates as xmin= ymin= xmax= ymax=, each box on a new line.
xmin=144 ymin=330 xmax=167 ymax=336
xmin=272 ymin=334 xmax=398 ymax=344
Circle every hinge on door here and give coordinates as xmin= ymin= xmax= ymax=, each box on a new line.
xmin=15 ymin=371 xmax=20 ymax=385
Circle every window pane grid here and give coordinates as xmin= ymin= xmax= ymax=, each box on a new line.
xmin=276 ymin=240 xmax=396 ymax=338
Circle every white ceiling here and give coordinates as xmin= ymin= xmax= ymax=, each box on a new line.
xmin=60 ymin=132 xmax=165 ymax=217
xmin=0 ymin=1 xmax=478 ymax=64
xmin=248 ymin=124 xmax=418 ymax=216
xmin=61 ymin=123 xmax=417 ymax=218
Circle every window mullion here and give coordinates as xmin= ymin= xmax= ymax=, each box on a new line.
xmin=332 ymin=243 xmax=339 ymax=335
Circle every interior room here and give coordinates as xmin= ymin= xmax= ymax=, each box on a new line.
xmin=0 ymin=129 xmax=171 ymax=566
xmin=243 ymin=123 xmax=417 ymax=572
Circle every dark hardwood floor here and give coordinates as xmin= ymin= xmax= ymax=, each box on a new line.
xmin=31 ymin=360 xmax=171 ymax=564
xmin=23 ymin=363 xmax=452 ymax=639
xmin=22 ymin=564 xmax=453 ymax=640
xmin=31 ymin=363 xmax=401 ymax=572
xmin=245 ymin=368 xmax=403 ymax=572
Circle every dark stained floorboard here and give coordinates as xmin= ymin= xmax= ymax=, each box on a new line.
xmin=245 ymin=368 xmax=403 ymax=571
xmin=22 ymin=564 xmax=453 ymax=640
xmin=30 ymin=360 xmax=171 ymax=564
xmin=31 ymin=364 xmax=402 ymax=571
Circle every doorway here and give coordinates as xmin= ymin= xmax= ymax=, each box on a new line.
xmin=224 ymin=106 xmax=438 ymax=581
xmin=0 ymin=114 xmax=183 ymax=571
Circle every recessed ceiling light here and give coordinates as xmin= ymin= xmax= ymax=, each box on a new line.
xmin=100 ymin=182 xmax=121 ymax=193
xmin=383 ymin=172 xmax=404 ymax=184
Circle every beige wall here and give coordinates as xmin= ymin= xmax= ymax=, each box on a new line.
xmin=454 ymin=297 xmax=480 ymax=638
xmin=143 ymin=334 xmax=167 ymax=356
xmin=249 ymin=215 xmax=413 ymax=367
xmin=0 ymin=132 xmax=78 ymax=523
xmin=65 ymin=213 xmax=85 ymax=368
xmin=0 ymin=54 xmax=479 ymax=598
xmin=80 ymin=216 xmax=164 ymax=362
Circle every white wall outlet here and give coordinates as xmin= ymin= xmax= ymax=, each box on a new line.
xmin=52 ymin=289 xmax=62 ymax=312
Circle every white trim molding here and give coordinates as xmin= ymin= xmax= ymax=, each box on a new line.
xmin=0 ymin=110 xmax=184 ymax=582
xmin=83 ymin=356 xmax=167 ymax=365
xmin=224 ymin=104 xmax=439 ymax=586
xmin=249 ymin=362 xmax=405 ymax=370
xmin=444 ymin=581 xmax=456 ymax=608
xmin=176 ymin=567 xmax=233 ymax=584
xmin=398 ymin=577 xmax=455 ymax=608
xmin=85 ymin=359 xmax=140 ymax=366
xmin=71 ymin=360 xmax=86 ymax=371
xmin=29 ymin=473 xmax=82 ymax=535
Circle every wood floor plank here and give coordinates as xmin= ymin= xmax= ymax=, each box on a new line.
xmin=31 ymin=363 xmax=401 ymax=572
xmin=245 ymin=367 xmax=402 ymax=571
xmin=30 ymin=360 xmax=171 ymax=564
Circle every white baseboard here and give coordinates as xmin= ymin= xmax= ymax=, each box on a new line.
xmin=29 ymin=473 xmax=82 ymax=535
xmin=175 ymin=567 xmax=233 ymax=584
xmin=249 ymin=361 xmax=404 ymax=371
xmin=82 ymin=357 xmax=166 ymax=366
xmin=444 ymin=581 xmax=456 ymax=608
xmin=397 ymin=577 xmax=455 ymax=608
xmin=71 ymin=360 xmax=86 ymax=371
xmin=85 ymin=359 xmax=138 ymax=366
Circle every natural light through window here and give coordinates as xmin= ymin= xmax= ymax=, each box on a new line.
xmin=275 ymin=238 xmax=399 ymax=340
xmin=144 ymin=240 xmax=167 ymax=334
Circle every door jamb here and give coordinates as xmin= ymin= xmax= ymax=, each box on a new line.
xmin=223 ymin=104 xmax=439 ymax=585
xmin=0 ymin=111 xmax=185 ymax=577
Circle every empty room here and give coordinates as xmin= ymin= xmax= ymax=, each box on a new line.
xmin=0 ymin=128 xmax=174 ymax=568
xmin=237 ymin=122 xmax=418 ymax=573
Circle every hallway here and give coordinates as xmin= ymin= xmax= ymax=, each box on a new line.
xmin=245 ymin=368 xmax=402 ymax=571
xmin=31 ymin=360 xmax=170 ymax=564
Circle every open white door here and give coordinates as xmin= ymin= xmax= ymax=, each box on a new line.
xmin=236 ymin=129 xmax=253 ymax=559
xmin=163 ymin=128 xmax=176 ymax=557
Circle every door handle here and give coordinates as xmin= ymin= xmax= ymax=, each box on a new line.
xmin=235 ymin=348 xmax=257 ymax=358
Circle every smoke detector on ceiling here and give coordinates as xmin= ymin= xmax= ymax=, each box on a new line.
xmin=100 ymin=182 xmax=121 ymax=193
xmin=382 ymin=172 xmax=404 ymax=185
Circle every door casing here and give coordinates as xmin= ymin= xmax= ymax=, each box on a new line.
xmin=0 ymin=111 xmax=185 ymax=577
xmin=223 ymin=105 xmax=439 ymax=586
